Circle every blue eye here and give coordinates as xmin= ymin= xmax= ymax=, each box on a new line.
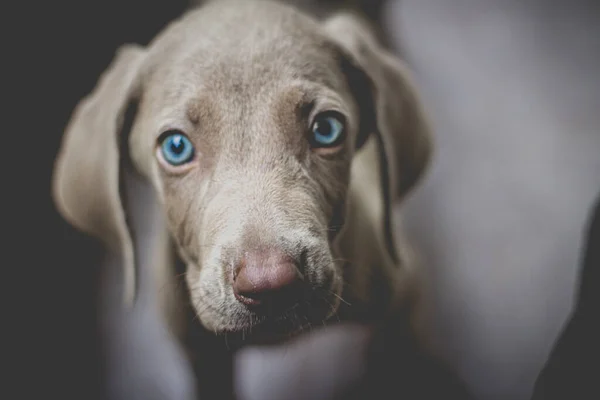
xmin=159 ymin=131 xmax=195 ymax=166
xmin=310 ymin=113 xmax=345 ymax=148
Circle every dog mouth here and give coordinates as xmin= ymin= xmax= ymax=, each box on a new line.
xmin=217 ymin=287 xmax=342 ymax=346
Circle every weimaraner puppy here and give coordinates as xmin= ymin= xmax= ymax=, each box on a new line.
xmin=52 ymin=0 xmax=435 ymax=396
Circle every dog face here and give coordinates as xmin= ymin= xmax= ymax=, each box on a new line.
xmin=140 ymin=17 xmax=360 ymax=335
xmin=52 ymin=0 xmax=432 ymax=340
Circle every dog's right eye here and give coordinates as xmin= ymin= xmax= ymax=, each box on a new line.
xmin=158 ymin=130 xmax=195 ymax=166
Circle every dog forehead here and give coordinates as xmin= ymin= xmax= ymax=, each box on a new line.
xmin=144 ymin=0 xmax=343 ymax=93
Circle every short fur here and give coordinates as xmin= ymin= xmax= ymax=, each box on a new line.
xmin=52 ymin=0 xmax=432 ymax=358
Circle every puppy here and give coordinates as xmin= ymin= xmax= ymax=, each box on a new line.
xmin=53 ymin=0 xmax=432 ymax=377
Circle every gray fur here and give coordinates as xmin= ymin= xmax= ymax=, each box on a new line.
xmin=52 ymin=0 xmax=432 ymax=348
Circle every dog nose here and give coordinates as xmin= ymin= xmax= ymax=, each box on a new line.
xmin=233 ymin=249 xmax=301 ymax=309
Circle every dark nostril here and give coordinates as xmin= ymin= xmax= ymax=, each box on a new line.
xmin=233 ymin=249 xmax=301 ymax=309
xmin=234 ymin=292 xmax=263 ymax=307
xmin=233 ymin=283 xmax=300 ymax=308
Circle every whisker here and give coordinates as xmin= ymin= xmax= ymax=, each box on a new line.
xmin=330 ymin=291 xmax=351 ymax=306
xmin=322 ymin=297 xmax=341 ymax=323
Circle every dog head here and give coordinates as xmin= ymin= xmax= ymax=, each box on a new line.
xmin=52 ymin=0 xmax=431 ymax=339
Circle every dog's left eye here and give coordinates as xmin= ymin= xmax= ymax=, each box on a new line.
xmin=159 ymin=130 xmax=195 ymax=166
xmin=310 ymin=112 xmax=346 ymax=148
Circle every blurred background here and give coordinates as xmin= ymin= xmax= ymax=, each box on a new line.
xmin=27 ymin=0 xmax=599 ymax=399
xmin=390 ymin=1 xmax=600 ymax=399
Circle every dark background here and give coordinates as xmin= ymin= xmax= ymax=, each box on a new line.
xmin=20 ymin=1 xmax=188 ymax=398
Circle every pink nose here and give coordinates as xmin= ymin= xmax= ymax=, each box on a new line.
xmin=233 ymin=248 xmax=301 ymax=309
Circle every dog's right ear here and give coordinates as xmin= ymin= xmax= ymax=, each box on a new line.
xmin=52 ymin=44 xmax=147 ymax=307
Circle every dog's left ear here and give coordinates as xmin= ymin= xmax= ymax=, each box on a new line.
xmin=323 ymin=12 xmax=433 ymax=262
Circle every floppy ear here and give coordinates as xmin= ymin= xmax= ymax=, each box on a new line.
xmin=52 ymin=44 xmax=147 ymax=307
xmin=323 ymin=12 xmax=433 ymax=263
